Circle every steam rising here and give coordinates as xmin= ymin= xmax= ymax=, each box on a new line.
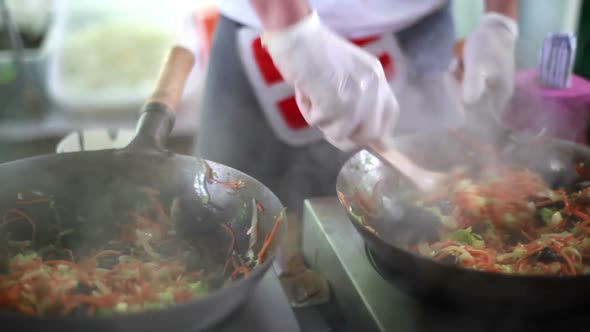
xmin=393 ymin=70 xmax=466 ymax=136
xmin=389 ymin=68 xmax=584 ymax=180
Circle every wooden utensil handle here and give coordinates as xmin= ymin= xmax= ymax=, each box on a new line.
xmin=453 ymin=39 xmax=465 ymax=82
xmin=149 ymin=46 xmax=195 ymax=111
xmin=367 ymin=142 xmax=420 ymax=178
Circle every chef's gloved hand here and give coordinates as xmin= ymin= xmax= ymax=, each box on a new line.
xmin=462 ymin=13 xmax=518 ymax=120
xmin=262 ymin=11 xmax=399 ymax=151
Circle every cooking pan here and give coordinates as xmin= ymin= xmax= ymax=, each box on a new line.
xmin=336 ymin=128 xmax=590 ymax=316
xmin=0 ymin=47 xmax=286 ymax=331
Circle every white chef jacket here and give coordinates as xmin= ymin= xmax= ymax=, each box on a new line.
xmin=216 ymin=0 xmax=449 ymax=38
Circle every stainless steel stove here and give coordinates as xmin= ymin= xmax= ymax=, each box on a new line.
xmin=301 ymin=197 xmax=589 ymax=332
xmin=212 ymin=270 xmax=301 ymax=332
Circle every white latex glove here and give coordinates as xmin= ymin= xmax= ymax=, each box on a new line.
xmin=262 ymin=11 xmax=399 ymax=151
xmin=462 ymin=13 xmax=518 ymax=120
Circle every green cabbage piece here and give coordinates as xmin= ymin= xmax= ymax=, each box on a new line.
xmin=442 ymin=227 xmax=485 ymax=248
xmin=157 ymin=291 xmax=175 ymax=303
xmin=189 ymin=282 xmax=208 ymax=297
xmin=11 ymin=252 xmax=39 ymax=265
xmin=114 ymin=302 xmax=128 ymax=313
xmin=540 ymin=208 xmax=555 ymax=226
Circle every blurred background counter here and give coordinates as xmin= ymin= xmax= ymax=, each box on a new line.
xmin=0 ymin=0 xmax=217 ymax=161
xmin=0 ymin=0 xmax=587 ymax=163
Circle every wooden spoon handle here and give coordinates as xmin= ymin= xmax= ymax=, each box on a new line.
xmin=367 ymin=142 xmax=444 ymax=193
xmin=453 ymin=38 xmax=466 ymax=82
xmin=148 ymin=46 xmax=195 ymax=111
xmin=367 ymin=142 xmax=423 ymax=179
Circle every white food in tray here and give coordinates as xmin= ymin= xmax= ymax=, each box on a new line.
xmin=47 ymin=5 xmax=203 ymax=116
xmin=60 ymin=19 xmax=175 ymax=95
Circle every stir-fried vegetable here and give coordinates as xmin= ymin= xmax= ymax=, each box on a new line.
xmin=408 ymin=164 xmax=590 ymax=276
xmin=0 ymin=252 xmax=207 ymax=316
xmin=0 ymin=187 xmax=282 ymax=317
xmin=442 ymin=227 xmax=485 ymax=249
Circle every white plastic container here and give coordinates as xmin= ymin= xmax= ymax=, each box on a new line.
xmin=46 ymin=0 xmax=204 ymax=116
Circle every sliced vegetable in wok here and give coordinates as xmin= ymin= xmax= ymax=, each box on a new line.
xmin=405 ymin=163 xmax=590 ymax=276
xmin=0 ymin=187 xmax=283 ymax=317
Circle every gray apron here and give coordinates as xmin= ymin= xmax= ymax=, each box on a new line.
xmin=195 ymin=3 xmax=456 ymax=215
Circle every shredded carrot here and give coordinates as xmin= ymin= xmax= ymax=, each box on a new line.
xmin=561 ymin=191 xmax=571 ymax=212
xmin=573 ymin=210 xmax=590 ymax=222
xmin=2 ymin=209 xmax=37 ymax=241
xmin=257 ymin=213 xmax=284 ymax=264
xmin=204 ymin=163 xmax=245 ymax=189
xmin=535 ymin=199 xmax=559 ymax=207
xmin=521 ymin=229 xmax=534 ymax=241
xmin=0 ymin=285 xmax=21 ymax=306
xmin=355 ymin=191 xmax=376 ymax=216
xmin=561 ymin=251 xmax=577 ymax=275
xmin=337 ymin=191 xmax=350 ymax=211
xmin=409 ymin=164 xmax=590 ymax=276
xmin=256 ymin=203 xmax=265 ymax=214
xmin=231 ymin=266 xmax=250 ymax=279
xmin=0 ymin=186 xmax=266 ymax=318
xmin=220 ymin=223 xmax=236 ymax=257
xmin=140 ymin=187 xmax=172 ymax=226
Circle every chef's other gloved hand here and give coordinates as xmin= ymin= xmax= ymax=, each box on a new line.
xmin=462 ymin=13 xmax=518 ymax=120
xmin=262 ymin=11 xmax=399 ymax=151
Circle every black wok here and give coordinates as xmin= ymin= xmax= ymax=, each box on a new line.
xmin=336 ymin=128 xmax=590 ymax=316
xmin=0 ymin=47 xmax=286 ymax=331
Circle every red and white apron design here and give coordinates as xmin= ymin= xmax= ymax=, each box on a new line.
xmin=237 ymin=27 xmax=407 ymax=146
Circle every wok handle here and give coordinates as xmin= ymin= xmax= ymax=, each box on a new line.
xmin=149 ymin=46 xmax=196 ymax=111
xmin=125 ymin=46 xmax=196 ymax=154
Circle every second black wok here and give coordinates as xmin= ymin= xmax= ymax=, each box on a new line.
xmin=337 ymin=128 xmax=590 ymax=315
